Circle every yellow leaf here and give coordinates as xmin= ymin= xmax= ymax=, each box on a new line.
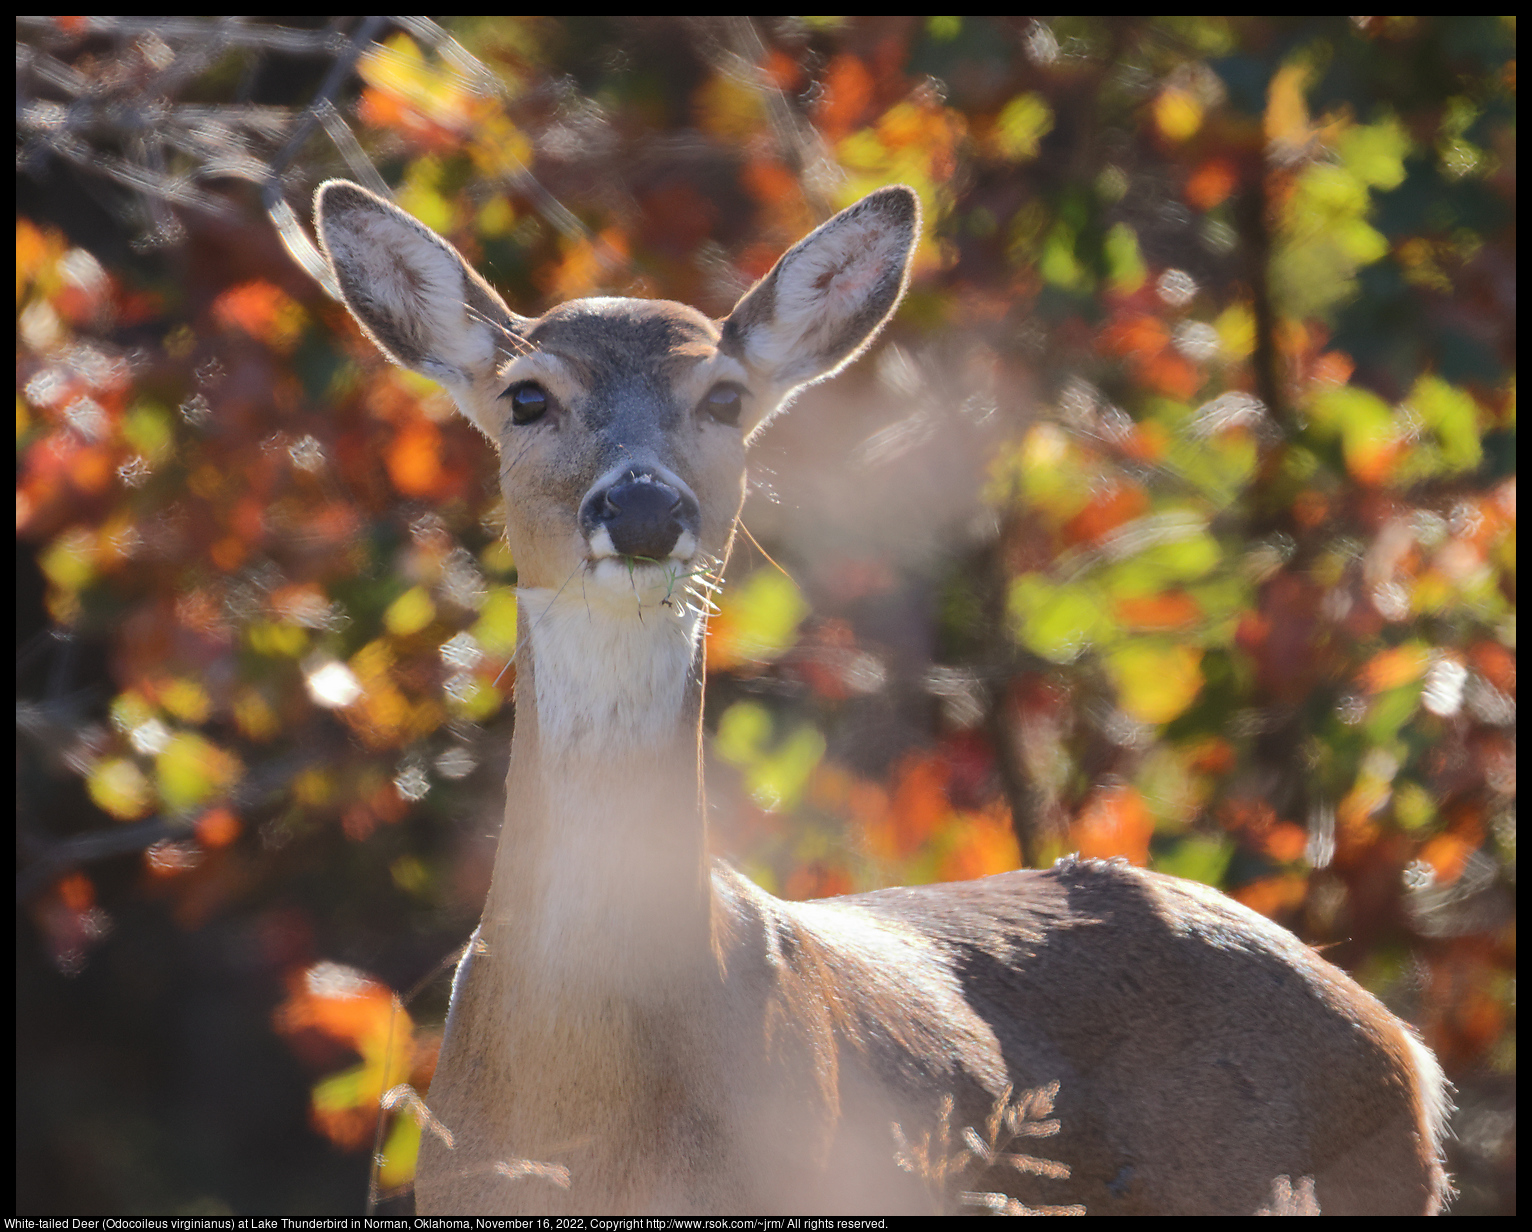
xmin=88 ymin=756 xmax=155 ymax=820
xmin=384 ymin=586 xmax=437 ymax=637
xmin=160 ymin=677 xmax=211 ymax=724
xmin=155 ymin=732 xmax=243 ymax=813
xmin=1265 ymin=62 xmax=1312 ymax=152
xmin=745 ymin=724 xmax=826 ymax=813
xmin=39 ymin=528 xmax=96 ymax=593
xmin=1214 ymin=303 xmax=1255 ymax=361
xmin=471 ymin=587 xmax=518 ymax=656
xmin=715 ymin=701 xmax=773 ymax=767
xmin=469 ymin=113 xmax=535 ymax=179
xmin=707 ymin=569 xmax=809 ymax=671
xmin=1154 ymin=87 xmax=1204 ymax=143
xmin=233 ymin=686 xmax=280 ymax=741
xmin=992 ymin=92 xmax=1054 ymax=161
xmin=377 ymin=1113 xmax=422 ymax=1190
xmin=1106 ymin=643 xmax=1205 ymax=724
xmin=695 ymin=74 xmax=766 ymax=142
xmin=246 ymin=620 xmax=309 ymax=658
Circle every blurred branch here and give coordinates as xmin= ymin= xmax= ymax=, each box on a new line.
xmin=15 ymin=736 xmax=338 ymax=904
xmin=717 ymin=16 xmax=840 ymax=221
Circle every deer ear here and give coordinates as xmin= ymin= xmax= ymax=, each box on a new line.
xmin=315 ymin=181 xmax=531 ymax=435
xmin=720 ymin=185 xmax=918 ymax=431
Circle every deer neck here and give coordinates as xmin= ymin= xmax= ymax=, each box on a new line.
xmin=480 ymin=581 xmax=714 ymax=1000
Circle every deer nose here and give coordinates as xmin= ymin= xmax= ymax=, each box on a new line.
xmin=581 ymin=469 xmax=699 ymax=561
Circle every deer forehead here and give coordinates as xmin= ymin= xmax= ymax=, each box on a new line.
xmin=503 ymin=297 xmax=747 ymax=415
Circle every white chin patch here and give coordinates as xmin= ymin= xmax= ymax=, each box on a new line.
xmin=584 ymin=554 xmax=690 ymax=607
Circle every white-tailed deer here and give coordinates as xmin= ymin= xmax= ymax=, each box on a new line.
xmin=315 ymin=180 xmax=1450 ymax=1215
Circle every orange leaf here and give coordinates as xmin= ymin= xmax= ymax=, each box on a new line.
xmin=1308 ymin=350 xmax=1355 ymax=387
xmin=1336 ymin=782 xmax=1387 ymax=850
xmin=1418 ymin=833 xmax=1475 ymax=884
xmin=1101 ymin=313 xmax=1169 ymax=360
xmin=57 ymin=872 xmax=95 ymax=912
xmin=1358 ymin=644 xmax=1429 ymax=693
xmin=274 ymin=962 xmax=399 ymax=1053
xmin=1139 ymin=349 xmax=1204 ymax=400
xmin=1115 ymin=591 xmax=1202 ymax=631
xmin=815 ymin=54 xmax=875 ymax=141
xmin=763 ymin=49 xmax=803 ymax=92
xmin=742 ymin=155 xmax=799 ymax=208
xmin=784 ymin=862 xmax=852 ymax=901
xmin=1346 ymin=436 xmax=1403 ymax=487
xmin=1072 ymin=785 xmax=1152 ymax=865
xmin=1291 ymin=489 xmax=1329 ymax=529
xmin=938 ymin=804 xmax=1021 ymax=882
xmin=1232 ymin=874 xmax=1308 ymax=919
xmin=1119 ymin=419 xmax=1169 ymax=464
xmin=386 ymin=419 xmax=444 ymax=498
xmin=1185 ymin=158 xmax=1238 ymax=211
xmin=848 ymin=779 xmax=895 ymax=859
xmin=1262 ymin=822 xmax=1309 ymax=864
xmin=1186 ymin=736 xmax=1235 ymax=776
xmin=1061 ymin=481 xmax=1149 ymax=545
xmin=889 ymin=752 xmax=949 ymax=856
xmin=195 ymin=806 xmax=242 ymax=849
xmin=212 ymin=280 xmax=303 ymax=349
xmin=210 ymin=535 xmax=247 ymax=573
xmin=1467 ymin=640 xmax=1515 ymax=692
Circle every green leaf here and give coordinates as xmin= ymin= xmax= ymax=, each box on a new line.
xmin=993 ymin=92 xmax=1054 ymax=162
xmin=1153 ymin=835 xmax=1235 ymax=887
xmin=715 ymin=568 xmax=810 ymax=663
xmin=377 ymin=1112 xmax=422 ymax=1189
xmin=1365 ymin=684 xmax=1423 ymax=744
xmin=1104 ymin=223 xmax=1147 ymax=293
xmin=312 ymin=1064 xmax=367 ymax=1113
xmin=1104 ymin=528 xmax=1223 ymax=597
xmin=1105 ymin=642 xmax=1205 ymax=724
xmin=745 ymin=724 xmax=826 ymax=813
xmin=471 ymin=587 xmax=519 ymax=655
xmin=1336 ymin=117 xmax=1411 ymax=191
xmin=1407 ymin=374 xmax=1483 ymax=472
xmin=715 ymin=701 xmax=773 ymax=767
xmin=384 ymin=586 xmax=436 ymax=637
xmin=1039 ymin=221 xmax=1088 ymax=291
xmin=1008 ymin=574 xmax=1108 ymax=662
xmin=155 ymin=733 xmax=242 ymax=813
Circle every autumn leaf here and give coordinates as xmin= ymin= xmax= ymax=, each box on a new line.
xmin=1073 ymin=786 xmax=1153 ymax=865
xmin=386 ymin=419 xmax=445 ymax=499
xmin=1358 ymin=643 xmax=1430 ymax=693
xmin=707 ymin=568 xmax=809 ymax=672
xmin=274 ymin=963 xmax=416 ymax=1151
xmin=1185 ymin=158 xmax=1238 ymax=211
xmin=1105 ymin=642 xmax=1205 ymax=725
xmin=1153 ymin=86 xmax=1203 ymax=143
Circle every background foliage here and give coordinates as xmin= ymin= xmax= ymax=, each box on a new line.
xmin=16 ymin=16 xmax=1515 ymax=1215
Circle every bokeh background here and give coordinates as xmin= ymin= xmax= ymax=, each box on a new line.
xmin=16 ymin=16 xmax=1515 ymax=1215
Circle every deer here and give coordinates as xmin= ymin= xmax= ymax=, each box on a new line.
xmin=313 ymin=178 xmax=1451 ymax=1215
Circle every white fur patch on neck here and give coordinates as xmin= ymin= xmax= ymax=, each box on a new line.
xmin=518 ymin=579 xmax=702 ymax=752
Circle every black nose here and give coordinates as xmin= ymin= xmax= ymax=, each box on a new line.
xmin=580 ymin=470 xmax=698 ymax=560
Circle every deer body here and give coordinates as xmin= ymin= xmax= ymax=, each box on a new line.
xmin=315 ymin=180 xmax=1450 ymax=1215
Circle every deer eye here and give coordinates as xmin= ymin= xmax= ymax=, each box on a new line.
xmin=505 ymin=381 xmax=551 ymax=425
xmin=701 ymin=383 xmax=744 ymax=427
